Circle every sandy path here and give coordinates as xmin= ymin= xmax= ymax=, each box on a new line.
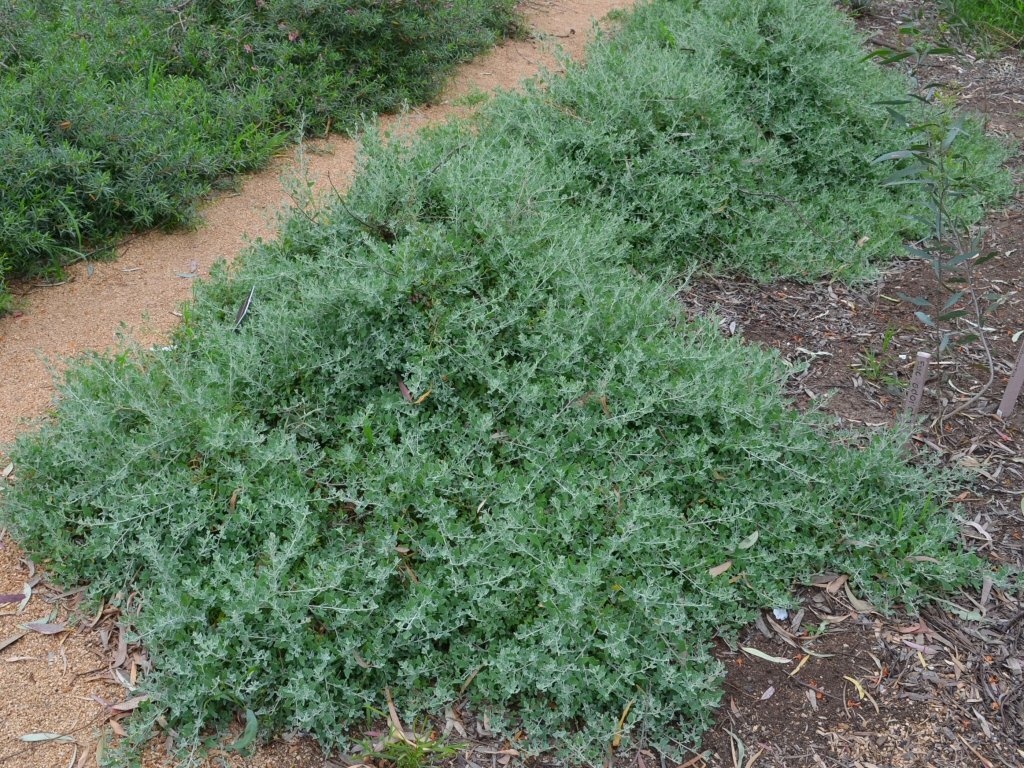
xmin=0 ymin=1 xmax=632 ymax=765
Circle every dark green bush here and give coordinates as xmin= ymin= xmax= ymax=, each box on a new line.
xmin=0 ymin=0 xmax=517 ymax=306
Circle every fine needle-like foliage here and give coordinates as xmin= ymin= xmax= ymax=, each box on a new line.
xmin=0 ymin=0 xmax=1009 ymax=763
xmin=947 ymin=0 xmax=1024 ymax=46
xmin=0 ymin=0 xmax=518 ymax=309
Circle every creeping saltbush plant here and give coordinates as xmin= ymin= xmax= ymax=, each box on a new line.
xmin=477 ymin=0 xmax=1008 ymax=279
xmin=0 ymin=0 xmax=1008 ymax=762
xmin=4 ymin=137 xmax=983 ymax=759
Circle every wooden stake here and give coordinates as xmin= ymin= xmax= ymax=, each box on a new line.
xmin=996 ymin=339 xmax=1024 ymax=420
xmin=905 ymin=351 xmax=932 ymax=416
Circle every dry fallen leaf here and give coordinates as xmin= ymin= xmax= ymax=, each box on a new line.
xmin=353 ymin=650 xmax=375 ymax=669
xmin=962 ymin=519 xmax=994 ymax=545
xmin=22 ymin=622 xmax=68 ymax=635
xmin=0 ymin=630 xmax=27 ymax=654
xmin=843 ymin=583 xmax=878 ymax=615
xmin=233 ymin=286 xmax=256 ymax=331
xmin=384 ymin=687 xmax=415 ymax=746
xmin=709 ymin=560 xmax=733 ymax=578
xmin=741 ymin=646 xmax=791 ymax=664
xmin=110 ymin=695 xmax=148 ymax=713
xmin=843 ymin=675 xmax=866 ymax=699
xmin=473 ymin=747 xmax=520 ymax=756
xmin=18 ymin=578 xmax=37 ymax=613
xmin=818 ymin=611 xmax=852 ymax=625
xmin=826 ymin=574 xmax=848 ymax=595
xmin=443 ymin=706 xmax=467 ymax=738
xmin=113 ymin=630 xmax=129 ymax=668
xmin=805 ymin=688 xmax=819 ymax=711
xmin=611 ymin=699 xmax=634 ymax=749
xmin=896 ymin=617 xmax=932 ymax=636
xmin=396 ymin=377 xmax=413 ymax=403
xmin=737 ymin=530 xmax=759 ymax=550
xmin=20 ymin=732 xmax=75 ymax=743
xmin=767 ymin=617 xmax=798 ymax=644
xmin=74 ymin=743 xmax=93 ymax=768
xmin=789 ymin=654 xmax=810 ymax=677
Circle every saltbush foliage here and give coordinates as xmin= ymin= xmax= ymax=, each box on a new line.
xmin=0 ymin=0 xmax=516 ymax=308
xmin=0 ymin=0 xmax=1008 ymax=762
xmin=473 ymin=0 xmax=1008 ymax=279
xmin=4 ymin=138 xmax=977 ymax=759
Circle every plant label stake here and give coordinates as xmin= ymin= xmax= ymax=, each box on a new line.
xmin=905 ymin=351 xmax=931 ymax=416
xmin=996 ymin=338 xmax=1024 ymax=420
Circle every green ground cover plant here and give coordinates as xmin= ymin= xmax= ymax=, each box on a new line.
xmin=947 ymin=0 xmax=1024 ymax=45
xmin=4 ymin=141 xmax=979 ymax=762
xmin=0 ymin=0 xmax=517 ymax=312
xmin=471 ymin=0 xmax=1008 ymax=279
xmin=0 ymin=0 xmax=1011 ymax=763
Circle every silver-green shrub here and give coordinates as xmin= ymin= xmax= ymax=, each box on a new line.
xmin=1 ymin=0 xmax=1007 ymax=761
